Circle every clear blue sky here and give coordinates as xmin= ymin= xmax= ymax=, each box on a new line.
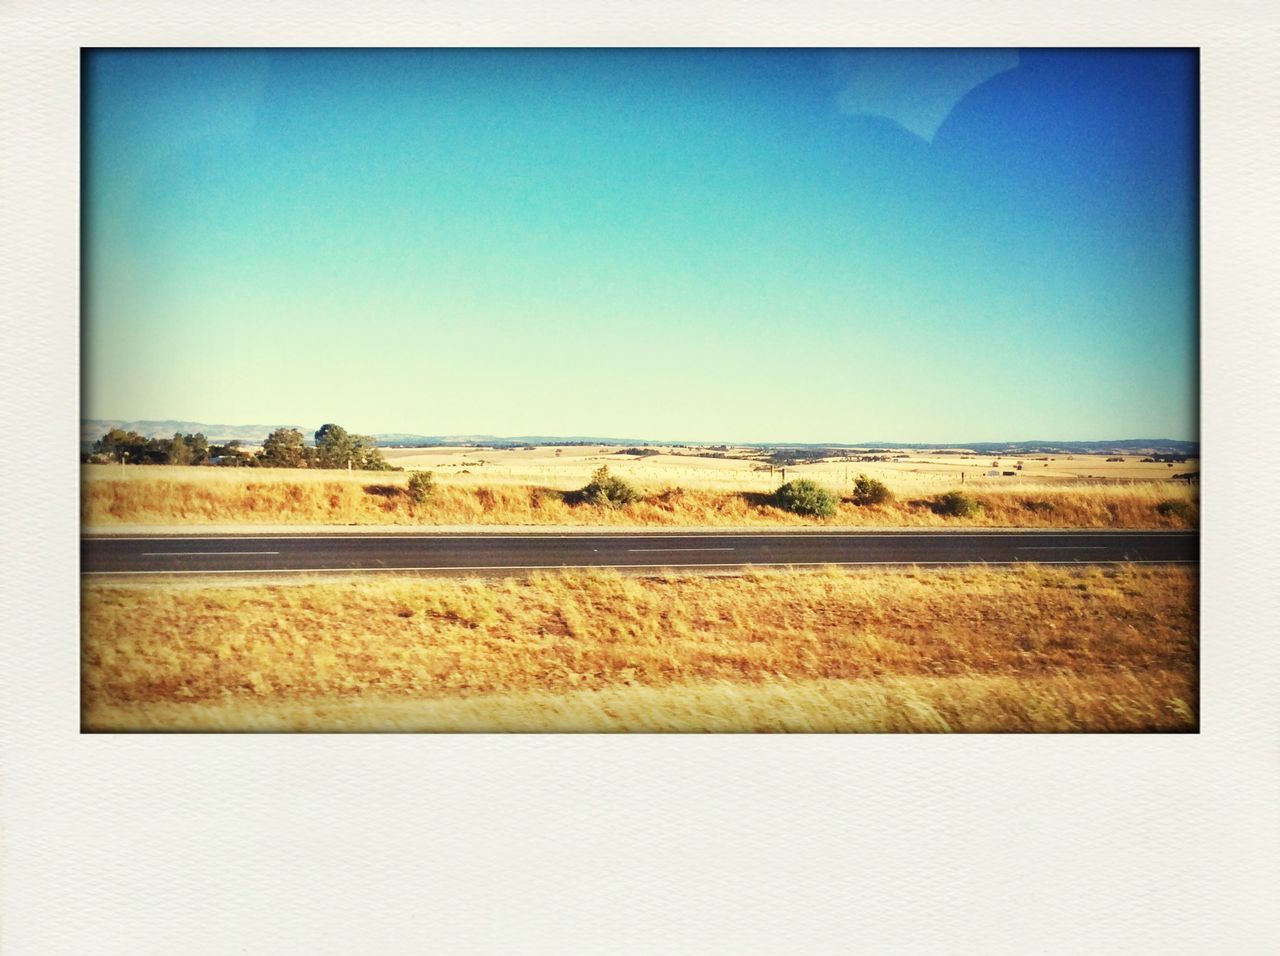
xmin=83 ymin=48 xmax=1197 ymax=442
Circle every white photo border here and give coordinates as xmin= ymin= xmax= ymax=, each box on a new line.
xmin=3 ymin=2 xmax=1278 ymax=952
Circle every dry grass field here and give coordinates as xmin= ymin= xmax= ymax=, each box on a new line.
xmin=376 ymin=445 xmax=1197 ymax=491
xmin=82 ymin=452 xmax=1198 ymax=529
xmin=82 ymin=564 xmax=1197 ymax=733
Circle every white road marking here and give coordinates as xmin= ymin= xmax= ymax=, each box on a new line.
xmin=140 ymin=551 xmax=281 ymax=556
xmin=627 ymin=547 xmax=736 ymax=552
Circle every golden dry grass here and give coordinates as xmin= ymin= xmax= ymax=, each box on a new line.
xmin=378 ymin=445 xmax=1198 ymax=490
xmin=82 ymin=565 xmax=1198 ymax=733
xmin=82 ymin=465 xmax=1197 ymax=529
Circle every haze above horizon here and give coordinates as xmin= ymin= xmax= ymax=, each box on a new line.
xmin=84 ymin=48 xmax=1198 ymax=443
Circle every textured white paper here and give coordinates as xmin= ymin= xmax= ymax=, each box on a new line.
xmin=3 ymin=1 xmax=1278 ymax=953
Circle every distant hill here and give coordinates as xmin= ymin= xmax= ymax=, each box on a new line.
xmin=82 ymin=421 xmax=1199 ymax=458
xmin=808 ymin=439 xmax=1201 ymax=457
xmin=376 ymin=434 xmax=667 ymax=447
xmin=375 ymin=435 xmax=1200 ymax=456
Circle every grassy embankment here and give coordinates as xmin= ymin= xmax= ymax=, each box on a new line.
xmin=82 ymin=467 xmax=1198 ymax=529
xmin=83 ymin=564 xmax=1197 ymax=732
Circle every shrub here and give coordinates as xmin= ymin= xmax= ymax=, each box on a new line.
xmin=580 ymin=466 xmax=642 ymax=508
xmin=773 ymin=479 xmax=838 ymax=518
xmin=851 ymin=474 xmax=893 ymax=506
xmin=406 ymin=471 xmax=435 ymax=505
xmin=935 ymin=490 xmax=983 ymax=518
xmin=1156 ymin=499 xmax=1194 ymax=521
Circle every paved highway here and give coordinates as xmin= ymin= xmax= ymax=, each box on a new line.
xmin=81 ymin=531 xmax=1198 ymax=576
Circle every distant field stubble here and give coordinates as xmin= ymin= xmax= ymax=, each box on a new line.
xmin=82 ymin=463 xmax=1197 ymax=529
xmin=83 ymin=565 xmax=1197 ymax=733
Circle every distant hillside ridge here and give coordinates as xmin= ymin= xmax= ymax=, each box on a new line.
xmin=844 ymin=439 xmax=1200 ymax=456
xmin=373 ymin=436 xmax=1200 ymax=456
xmin=82 ymin=421 xmax=1199 ymax=457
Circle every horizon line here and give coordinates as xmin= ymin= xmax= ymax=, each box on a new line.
xmin=80 ymin=419 xmax=1199 ymax=448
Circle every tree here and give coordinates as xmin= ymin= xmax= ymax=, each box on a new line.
xmin=187 ymin=433 xmax=210 ymax=465
xmin=261 ymin=428 xmax=308 ymax=468
xmin=166 ymin=432 xmax=193 ymax=465
xmin=314 ymin=424 xmax=356 ymax=468
xmin=352 ymin=434 xmax=394 ymax=471
xmin=314 ymin=423 xmax=393 ymax=471
xmin=93 ymin=428 xmax=150 ymax=463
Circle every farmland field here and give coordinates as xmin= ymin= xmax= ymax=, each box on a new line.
xmin=379 ymin=444 xmax=1196 ymax=491
xmin=82 ymin=564 xmax=1198 ymax=733
xmin=81 ymin=445 xmax=1198 ymax=530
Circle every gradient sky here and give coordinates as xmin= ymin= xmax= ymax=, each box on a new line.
xmin=83 ymin=48 xmax=1198 ymax=442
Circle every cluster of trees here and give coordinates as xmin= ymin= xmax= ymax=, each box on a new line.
xmin=89 ymin=423 xmax=396 ymax=471
xmin=259 ymin=424 xmax=393 ymax=470
xmin=765 ymin=448 xmax=838 ymax=467
xmin=90 ymin=428 xmax=226 ymax=466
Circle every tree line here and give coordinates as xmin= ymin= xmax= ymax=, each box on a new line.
xmin=88 ymin=423 xmax=397 ymax=471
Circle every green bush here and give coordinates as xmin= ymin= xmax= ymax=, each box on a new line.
xmin=851 ymin=474 xmax=893 ymax=506
xmin=406 ymin=470 xmax=435 ymax=505
xmin=935 ymin=490 xmax=983 ymax=518
xmin=581 ymin=466 xmax=642 ymax=508
xmin=1156 ymin=499 xmax=1194 ymax=521
xmin=773 ymin=479 xmax=838 ymax=518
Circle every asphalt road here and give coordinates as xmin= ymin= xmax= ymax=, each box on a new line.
xmin=81 ymin=530 xmax=1198 ymax=577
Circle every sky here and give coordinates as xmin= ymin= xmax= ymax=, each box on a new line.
xmin=83 ymin=48 xmax=1198 ymax=443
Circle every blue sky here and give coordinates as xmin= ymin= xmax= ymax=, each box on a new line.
xmin=83 ymin=48 xmax=1198 ymax=442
